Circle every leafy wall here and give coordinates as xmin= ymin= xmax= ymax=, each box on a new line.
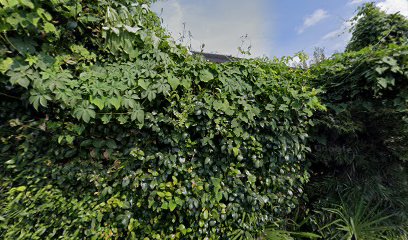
xmin=0 ymin=0 xmax=323 ymax=239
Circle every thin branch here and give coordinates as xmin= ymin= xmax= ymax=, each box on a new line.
xmin=0 ymin=92 xmax=20 ymax=100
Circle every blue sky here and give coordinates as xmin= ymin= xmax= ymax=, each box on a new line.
xmin=152 ymin=0 xmax=408 ymax=58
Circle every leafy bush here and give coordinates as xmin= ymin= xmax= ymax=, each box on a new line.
xmin=309 ymin=43 xmax=408 ymax=215
xmin=307 ymin=4 xmax=408 ymax=238
xmin=0 ymin=0 xmax=322 ymax=239
xmin=346 ymin=3 xmax=408 ymax=52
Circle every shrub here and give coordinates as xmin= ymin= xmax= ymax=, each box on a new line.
xmin=308 ymin=5 xmax=408 ymax=235
xmin=0 ymin=0 xmax=322 ymax=238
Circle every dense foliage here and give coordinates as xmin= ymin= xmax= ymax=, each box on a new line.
xmin=308 ymin=4 xmax=408 ymax=239
xmin=346 ymin=3 xmax=408 ymax=52
xmin=0 ymin=0 xmax=323 ymax=239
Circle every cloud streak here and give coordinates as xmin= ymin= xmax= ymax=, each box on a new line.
xmin=348 ymin=0 xmax=368 ymax=5
xmin=298 ymin=9 xmax=329 ymax=34
xmin=377 ymin=0 xmax=408 ymax=17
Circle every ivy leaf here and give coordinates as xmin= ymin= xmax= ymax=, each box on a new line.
xmin=147 ymin=90 xmax=157 ymax=101
xmin=211 ymin=178 xmax=221 ymax=193
xmin=109 ymin=97 xmax=122 ymax=110
xmin=65 ymin=135 xmax=75 ymax=144
xmin=375 ymin=66 xmax=388 ymax=74
xmin=73 ymin=107 xmax=96 ymax=123
xmin=377 ymin=77 xmax=387 ymax=88
xmin=3 ymin=0 xmax=19 ymax=7
xmin=29 ymin=94 xmax=51 ymax=110
xmin=131 ymin=109 xmax=144 ymax=124
xmin=10 ymin=37 xmax=37 ymax=54
xmin=161 ymin=201 xmax=169 ymax=210
xmin=203 ymin=209 xmax=209 ymax=219
xmin=232 ymin=147 xmax=239 ymax=157
xmin=20 ymin=0 xmax=34 ymax=9
xmin=17 ymin=77 xmax=30 ymax=88
xmin=106 ymin=139 xmax=117 ymax=149
xmin=101 ymin=114 xmax=112 ymax=124
xmin=155 ymin=79 xmax=170 ymax=94
xmin=382 ymin=56 xmax=397 ymax=66
xmin=0 ymin=58 xmax=13 ymax=74
xmin=247 ymin=174 xmax=256 ymax=184
xmin=181 ymin=77 xmax=192 ymax=89
xmin=169 ymin=200 xmax=177 ymax=212
xmin=279 ymin=104 xmax=288 ymax=112
xmin=138 ymin=79 xmax=149 ymax=90
xmin=90 ymin=97 xmax=105 ymax=110
xmin=123 ymin=98 xmax=136 ymax=109
xmin=117 ymin=114 xmax=128 ymax=124
xmin=199 ymin=70 xmax=214 ymax=82
xmin=124 ymin=25 xmax=140 ymax=33
xmin=14 ymin=186 xmax=27 ymax=192
xmin=168 ymin=75 xmax=180 ymax=90
xmin=44 ymin=22 xmax=56 ymax=33
xmin=231 ymin=119 xmax=239 ymax=128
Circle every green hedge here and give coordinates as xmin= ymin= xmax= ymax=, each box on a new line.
xmin=0 ymin=0 xmax=323 ymax=239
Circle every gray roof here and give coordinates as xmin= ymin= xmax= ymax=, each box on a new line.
xmin=191 ymin=51 xmax=237 ymax=63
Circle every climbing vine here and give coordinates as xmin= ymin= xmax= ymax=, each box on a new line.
xmin=0 ymin=0 xmax=323 ymax=239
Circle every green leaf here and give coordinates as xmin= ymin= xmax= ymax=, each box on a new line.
xmin=101 ymin=114 xmax=112 ymax=124
xmin=169 ymin=200 xmax=177 ymax=212
xmin=161 ymin=201 xmax=168 ymax=210
xmin=14 ymin=186 xmax=27 ymax=192
xmin=138 ymin=79 xmax=149 ymax=90
xmin=106 ymin=139 xmax=117 ymax=149
xmin=90 ymin=97 xmax=105 ymax=110
xmin=382 ymin=56 xmax=397 ymax=66
xmin=17 ymin=77 xmax=30 ymax=88
xmin=122 ymin=177 xmax=130 ymax=187
xmin=211 ymin=178 xmax=221 ymax=192
xmin=377 ymin=77 xmax=388 ymax=88
xmin=117 ymin=114 xmax=128 ymax=124
xmin=44 ymin=22 xmax=56 ymax=33
xmin=231 ymin=119 xmax=239 ymax=128
xmin=247 ymin=174 xmax=256 ymax=184
xmin=203 ymin=209 xmax=209 ymax=219
xmin=290 ymin=232 xmax=321 ymax=239
xmin=375 ymin=66 xmax=388 ymax=74
xmin=167 ymin=75 xmax=180 ymax=90
xmin=0 ymin=58 xmax=13 ymax=74
xmin=232 ymin=147 xmax=239 ymax=157
xmin=3 ymin=0 xmax=19 ymax=7
xmin=216 ymin=191 xmax=223 ymax=202
xmin=19 ymin=0 xmax=34 ymax=9
xmin=147 ymin=90 xmax=156 ymax=101
xmin=109 ymin=97 xmax=122 ymax=110
xmin=65 ymin=135 xmax=75 ymax=144
xmin=181 ymin=77 xmax=192 ymax=89
xmin=74 ymin=107 xmax=96 ymax=123
xmin=29 ymin=94 xmax=50 ymax=110
xmin=199 ymin=70 xmax=214 ymax=82
xmin=131 ymin=109 xmax=144 ymax=124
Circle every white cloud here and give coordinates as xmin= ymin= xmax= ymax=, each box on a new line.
xmin=298 ymin=9 xmax=329 ymax=34
xmin=319 ymin=21 xmax=352 ymax=54
xmin=322 ymin=21 xmax=352 ymax=41
xmin=377 ymin=0 xmax=408 ymax=17
xmin=152 ymin=0 xmax=272 ymax=57
xmin=348 ymin=0 xmax=368 ymax=5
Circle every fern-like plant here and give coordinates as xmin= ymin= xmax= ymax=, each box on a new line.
xmin=318 ymin=196 xmax=394 ymax=240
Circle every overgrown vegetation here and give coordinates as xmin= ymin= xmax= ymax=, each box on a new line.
xmin=0 ymin=1 xmax=406 ymax=239
xmin=0 ymin=0 xmax=323 ymax=239
xmin=307 ymin=3 xmax=408 ymax=239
